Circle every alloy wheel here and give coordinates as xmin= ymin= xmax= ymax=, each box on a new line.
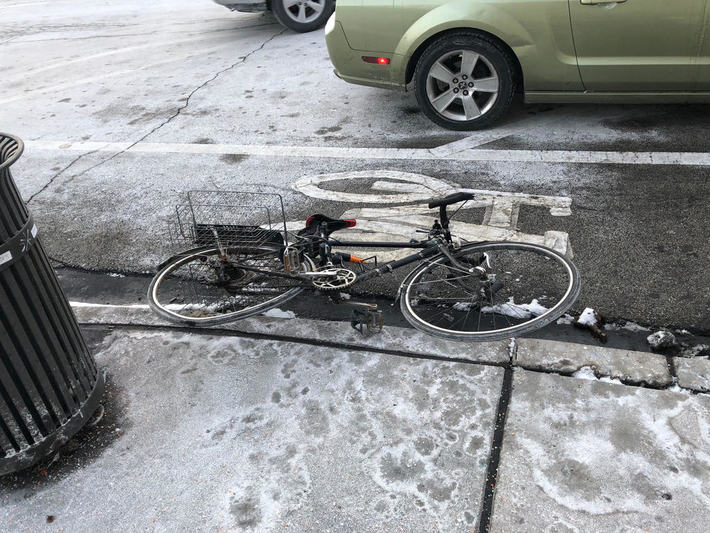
xmin=425 ymin=50 xmax=500 ymax=122
xmin=280 ymin=0 xmax=325 ymax=24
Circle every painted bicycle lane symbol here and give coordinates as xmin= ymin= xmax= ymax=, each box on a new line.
xmin=289 ymin=170 xmax=573 ymax=261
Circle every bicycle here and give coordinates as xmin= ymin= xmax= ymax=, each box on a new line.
xmin=148 ymin=190 xmax=580 ymax=341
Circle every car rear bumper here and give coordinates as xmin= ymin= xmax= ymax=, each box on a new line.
xmin=212 ymin=0 xmax=267 ymax=12
xmin=325 ymin=15 xmax=405 ymax=91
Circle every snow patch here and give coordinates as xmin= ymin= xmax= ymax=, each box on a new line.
xmin=572 ymin=366 xmax=598 ymax=381
xmin=576 ymin=308 xmax=597 ymax=327
xmin=599 ymin=376 xmax=622 ymax=385
xmin=262 ymin=308 xmax=296 ymax=319
xmin=481 ymin=298 xmax=548 ymax=319
xmin=647 ymin=330 xmax=677 ymax=349
xmin=667 ymin=383 xmax=691 ymax=395
xmin=622 ymin=321 xmax=650 ymax=333
xmin=556 ymin=313 xmax=574 ymax=325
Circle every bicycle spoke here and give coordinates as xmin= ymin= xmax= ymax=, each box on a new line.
xmin=150 ymin=246 xmax=311 ymax=323
xmin=401 ymin=243 xmax=579 ymax=340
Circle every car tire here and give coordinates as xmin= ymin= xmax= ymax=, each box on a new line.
xmin=272 ymin=0 xmax=335 ymax=33
xmin=414 ymin=32 xmax=517 ymax=130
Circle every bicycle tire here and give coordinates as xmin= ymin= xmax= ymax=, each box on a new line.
xmin=148 ymin=245 xmax=314 ymax=326
xmin=399 ymin=242 xmax=580 ymax=341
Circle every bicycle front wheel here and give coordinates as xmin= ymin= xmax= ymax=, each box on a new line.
xmin=399 ymin=242 xmax=580 ymax=341
xmin=148 ymin=245 xmax=314 ymax=326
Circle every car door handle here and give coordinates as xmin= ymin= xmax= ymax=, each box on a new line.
xmin=580 ymin=0 xmax=627 ymax=4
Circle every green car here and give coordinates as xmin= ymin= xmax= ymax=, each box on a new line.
xmin=325 ymin=0 xmax=710 ymax=130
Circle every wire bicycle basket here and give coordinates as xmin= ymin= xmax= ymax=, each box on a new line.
xmin=168 ymin=190 xmax=289 ymax=250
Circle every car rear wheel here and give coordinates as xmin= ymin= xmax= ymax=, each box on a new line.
xmin=414 ymin=33 xmax=516 ymax=130
xmin=272 ymin=0 xmax=334 ymax=33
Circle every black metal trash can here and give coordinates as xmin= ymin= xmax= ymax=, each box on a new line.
xmin=0 ymin=133 xmax=104 ymax=475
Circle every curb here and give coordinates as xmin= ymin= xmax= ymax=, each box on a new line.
xmin=71 ymin=302 xmax=704 ymax=393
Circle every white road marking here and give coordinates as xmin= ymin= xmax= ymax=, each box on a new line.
xmin=26 ymin=139 xmax=710 ymax=166
xmin=430 ymin=108 xmax=578 ymax=156
xmin=2 ymin=1 xmax=48 ymax=8
xmin=288 ymin=171 xmax=574 ymax=258
xmin=8 ymin=33 xmax=242 ymax=83
xmin=0 ymin=43 xmax=237 ymax=105
xmin=70 ymin=301 xmax=150 ymax=309
xmin=293 ymin=170 xmax=452 ymax=203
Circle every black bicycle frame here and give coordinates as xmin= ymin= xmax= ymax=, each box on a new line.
xmin=327 ymin=238 xmax=442 ymax=283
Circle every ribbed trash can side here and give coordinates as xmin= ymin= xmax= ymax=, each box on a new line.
xmin=0 ymin=133 xmax=104 ymax=475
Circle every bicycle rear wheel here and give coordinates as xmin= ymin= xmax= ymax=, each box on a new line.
xmin=148 ymin=245 xmax=314 ymax=326
xmin=399 ymin=242 xmax=580 ymax=341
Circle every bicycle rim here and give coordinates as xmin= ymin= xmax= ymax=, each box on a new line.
xmin=400 ymin=242 xmax=580 ymax=341
xmin=148 ymin=246 xmax=314 ymax=326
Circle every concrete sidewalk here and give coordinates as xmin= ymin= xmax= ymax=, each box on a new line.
xmin=1 ymin=314 xmax=708 ymax=532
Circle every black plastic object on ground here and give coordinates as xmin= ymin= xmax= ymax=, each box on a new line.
xmin=0 ymin=133 xmax=104 ymax=475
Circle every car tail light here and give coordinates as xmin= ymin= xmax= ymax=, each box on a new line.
xmin=362 ymin=56 xmax=390 ymax=65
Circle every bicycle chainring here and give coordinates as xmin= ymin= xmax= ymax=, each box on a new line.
xmin=312 ymin=267 xmax=357 ymax=290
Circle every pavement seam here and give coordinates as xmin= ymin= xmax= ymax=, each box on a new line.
xmin=666 ymin=353 xmax=679 ymax=384
xmin=24 ymin=27 xmax=286 ymax=204
xmin=478 ymin=365 xmax=514 ymax=533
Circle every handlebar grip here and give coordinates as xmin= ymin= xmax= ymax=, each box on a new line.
xmin=428 ymin=192 xmax=476 ymax=209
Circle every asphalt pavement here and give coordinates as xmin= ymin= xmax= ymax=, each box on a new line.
xmin=2 ymin=0 xmax=709 ymax=334
xmin=2 ymin=2 xmax=710 ymax=531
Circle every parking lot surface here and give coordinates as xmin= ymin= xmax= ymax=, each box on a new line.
xmin=2 ymin=0 xmax=709 ymax=333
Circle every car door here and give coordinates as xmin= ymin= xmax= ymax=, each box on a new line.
xmin=569 ymin=0 xmax=705 ymax=91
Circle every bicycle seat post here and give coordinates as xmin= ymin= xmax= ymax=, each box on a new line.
xmin=439 ymin=205 xmax=449 ymax=229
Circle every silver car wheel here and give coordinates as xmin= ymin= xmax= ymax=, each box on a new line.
xmin=425 ymin=50 xmax=500 ymax=122
xmin=280 ymin=0 xmax=325 ymax=24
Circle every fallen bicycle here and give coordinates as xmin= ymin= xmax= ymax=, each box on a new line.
xmin=148 ymin=191 xmax=580 ymax=341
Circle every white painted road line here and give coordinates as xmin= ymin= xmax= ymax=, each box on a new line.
xmin=0 ymin=43 xmax=238 ymax=105
xmin=9 ymin=32 xmax=244 ymax=83
xmin=70 ymin=301 xmax=150 ymax=309
xmin=26 ymin=140 xmax=710 ymax=166
xmin=429 ymin=107 xmax=579 ymax=156
xmin=1 ymin=1 xmax=48 ymax=8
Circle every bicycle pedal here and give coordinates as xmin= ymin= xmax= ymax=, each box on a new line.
xmin=350 ymin=307 xmax=384 ymax=336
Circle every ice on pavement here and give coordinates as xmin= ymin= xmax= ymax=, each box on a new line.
xmin=0 ymin=330 xmax=504 ymax=532
xmin=491 ymin=372 xmax=710 ymax=531
xmin=572 ymin=366 xmax=623 ymax=384
xmin=261 ymin=308 xmax=296 ymax=319
xmin=571 ymin=366 xmax=597 ymax=380
xmin=556 ymin=313 xmax=574 ymax=325
xmin=481 ymin=298 xmax=548 ymax=319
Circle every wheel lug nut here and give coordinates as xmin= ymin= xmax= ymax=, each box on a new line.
xmin=463 ymin=90 xmax=469 ymax=96
xmin=452 ymin=78 xmax=458 ymax=83
xmin=462 ymin=75 xmax=468 ymax=80
xmin=468 ymin=82 xmax=474 ymax=87
xmin=453 ymin=88 xmax=459 ymax=93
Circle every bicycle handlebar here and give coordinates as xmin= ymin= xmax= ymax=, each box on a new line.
xmin=428 ymin=192 xmax=475 ymax=209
